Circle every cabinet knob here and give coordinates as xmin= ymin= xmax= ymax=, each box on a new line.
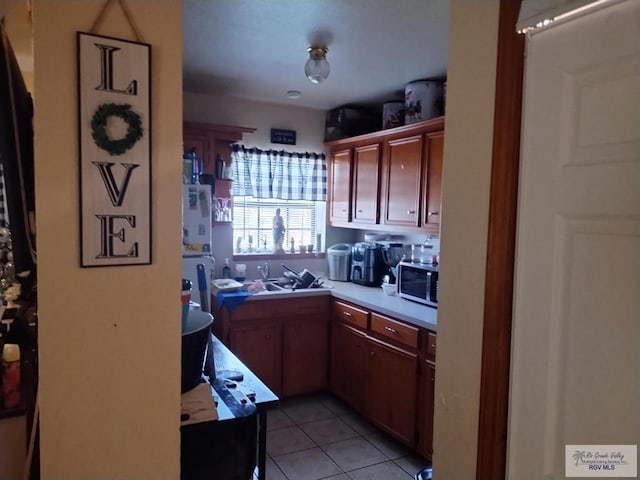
xmin=384 ymin=326 xmax=398 ymax=334
xmin=343 ymin=311 xmax=352 ymax=317
xmin=266 ymin=334 xmax=271 ymax=340
xmin=357 ymin=209 xmax=363 ymax=213
xmin=370 ymin=351 xmax=375 ymax=357
xmin=407 ymin=210 xmax=416 ymax=215
xmin=428 ymin=211 xmax=439 ymax=216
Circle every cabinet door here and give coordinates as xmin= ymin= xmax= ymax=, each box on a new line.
xmin=183 ymin=131 xmax=212 ymax=174
xmin=365 ymin=336 xmax=418 ymax=446
xmin=329 ymin=149 xmax=352 ymax=224
xmin=417 ymin=360 xmax=436 ymax=460
xmin=330 ymin=321 xmax=368 ymax=412
xmin=382 ymin=135 xmax=423 ymax=227
xmin=352 ymin=144 xmax=380 ymax=224
xmin=282 ymin=315 xmax=328 ymax=396
xmin=422 ymin=132 xmax=443 ymax=232
xmin=229 ymin=321 xmax=281 ymax=394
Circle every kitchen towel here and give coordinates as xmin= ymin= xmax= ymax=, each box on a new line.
xmin=216 ymin=290 xmax=252 ymax=312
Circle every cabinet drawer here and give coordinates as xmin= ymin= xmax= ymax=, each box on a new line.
xmin=426 ymin=331 xmax=436 ymax=360
xmin=332 ymin=301 xmax=368 ymax=329
xmin=370 ymin=313 xmax=419 ymax=349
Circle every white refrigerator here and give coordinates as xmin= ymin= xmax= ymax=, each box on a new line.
xmin=182 ymin=184 xmax=214 ymax=310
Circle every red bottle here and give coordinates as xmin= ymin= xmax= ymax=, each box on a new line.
xmin=2 ymin=344 xmax=20 ymax=409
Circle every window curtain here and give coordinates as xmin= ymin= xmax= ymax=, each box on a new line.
xmin=231 ymin=145 xmax=327 ymax=201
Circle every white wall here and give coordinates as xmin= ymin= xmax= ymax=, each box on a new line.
xmin=432 ymin=1 xmax=500 ymax=478
xmin=34 ymin=1 xmax=183 ymax=478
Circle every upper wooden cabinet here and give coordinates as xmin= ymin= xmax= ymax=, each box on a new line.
xmin=183 ymin=122 xmax=255 ymax=175
xmin=422 ymin=131 xmax=444 ymax=233
xmin=325 ymin=116 xmax=444 ymax=234
xmin=382 ymin=135 xmax=423 ymax=227
xmin=352 ymin=144 xmax=381 ymax=225
xmin=329 ymin=149 xmax=352 ymax=225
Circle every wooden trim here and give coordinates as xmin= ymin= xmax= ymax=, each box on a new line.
xmin=324 ymin=116 xmax=444 ymax=148
xmin=476 ymin=1 xmax=524 ymax=479
xmin=183 ymin=121 xmax=256 ymax=138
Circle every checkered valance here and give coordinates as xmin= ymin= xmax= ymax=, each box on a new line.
xmin=231 ymin=145 xmax=327 ymax=201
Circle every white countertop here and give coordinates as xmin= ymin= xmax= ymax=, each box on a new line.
xmin=224 ymin=279 xmax=438 ymax=332
xmin=323 ymin=280 xmax=438 ymax=332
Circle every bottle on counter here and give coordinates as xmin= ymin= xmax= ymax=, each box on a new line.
xmin=2 ymin=343 xmax=20 ymax=409
xmin=222 ymin=258 xmax=231 ymax=279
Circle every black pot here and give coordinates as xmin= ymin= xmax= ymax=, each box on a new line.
xmin=181 ymin=310 xmax=214 ymax=393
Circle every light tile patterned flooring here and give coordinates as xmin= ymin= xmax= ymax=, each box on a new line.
xmin=255 ymin=393 xmax=430 ymax=480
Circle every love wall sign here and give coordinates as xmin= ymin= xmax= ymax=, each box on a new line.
xmin=78 ymin=32 xmax=151 ymax=267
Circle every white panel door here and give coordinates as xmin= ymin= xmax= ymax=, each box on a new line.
xmin=508 ymin=1 xmax=640 ymax=479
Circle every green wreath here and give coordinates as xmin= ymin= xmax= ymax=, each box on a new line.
xmin=91 ymin=103 xmax=143 ymax=156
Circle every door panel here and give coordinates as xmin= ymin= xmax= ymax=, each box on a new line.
xmin=383 ymin=136 xmax=422 ymax=226
xmin=352 ymin=144 xmax=380 ymax=224
xmin=329 ymin=149 xmax=352 ymax=224
xmin=423 ymin=132 xmax=443 ymax=231
xmin=509 ymin=2 xmax=640 ymax=478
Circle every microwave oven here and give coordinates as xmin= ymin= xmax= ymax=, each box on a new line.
xmin=397 ymin=260 xmax=438 ymax=307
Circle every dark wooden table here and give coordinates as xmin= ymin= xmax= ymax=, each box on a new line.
xmin=210 ymin=335 xmax=279 ymax=480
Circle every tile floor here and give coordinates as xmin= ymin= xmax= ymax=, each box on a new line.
xmin=255 ymin=393 xmax=430 ymax=480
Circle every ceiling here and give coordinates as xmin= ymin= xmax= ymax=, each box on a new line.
xmin=183 ymin=0 xmax=450 ymax=111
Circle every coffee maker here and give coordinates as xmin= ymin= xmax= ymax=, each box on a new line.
xmin=351 ymin=242 xmax=385 ymax=286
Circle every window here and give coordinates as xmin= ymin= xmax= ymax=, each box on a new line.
xmin=230 ymin=145 xmax=327 ymax=255
xmin=232 ymin=196 xmax=325 ymax=254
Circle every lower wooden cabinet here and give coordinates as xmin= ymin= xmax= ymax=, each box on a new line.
xmin=330 ymin=320 xmax=368 ymax=411
xmin=365 ymin=336 xmax=418 ymax=445
xmin=214 ymin=296 xmax=330 ymax=397
xmin=417 ymin=360 xmax=436 ymax=459
xmin=329 ymin=299 xmax=435 ymax=459
xmin=230 ymin=319 xmax=280 ymax=393
xmin=282 ymin=315 xmax=328 ymax=397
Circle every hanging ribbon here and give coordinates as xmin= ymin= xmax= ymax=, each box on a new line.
xmin=90 ymin=0 xmax=143 ymax=42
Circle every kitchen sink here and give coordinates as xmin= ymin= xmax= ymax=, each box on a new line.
xmin=263 ymin=282 xmax=284 ymax=291
xmin=242 ymin=280 xmax=285 ymax=293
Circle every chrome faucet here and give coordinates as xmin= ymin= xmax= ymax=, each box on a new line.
xmin=257 ymin=262 xmax=270 ymax=280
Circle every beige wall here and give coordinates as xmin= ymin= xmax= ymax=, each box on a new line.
xmin=0 ymin=416 xmax=26 ymax=480
xmin=433 ymin=0 xmax=500 ymax=478
xmin=33 ymin=1 xmax=182 ymax=478
xmin=183 ymin=92 xmax=327 ymax=153
xmin=0 ymin=0 xmax=33 ymax=91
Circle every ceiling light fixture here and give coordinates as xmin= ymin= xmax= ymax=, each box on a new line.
xmin=305 ymin=46 xmax=330 ymax=84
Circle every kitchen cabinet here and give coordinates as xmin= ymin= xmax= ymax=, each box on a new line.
xmin=352 ymin=144 xmax=381 ymax=225
xmin=282 ymin=314 xmax=328 ymax=396
xmin=325 ymin=116 xmax=444 ymax=234
xmin=213 ymin=296 xmax=330 ymax=397
xmin=417 ymin=359 xmax=436 ymax=459
xmin=183 ymin=122 xmax=255 ymax=176
xmin=229 ymin=319 xmax=280 ymax=393
xmin=382 ymin=135 xmax=422 ymax=227
xmin=330 ymin=320 xmax=368 ymax=411
xmin=365 ymin=336 xmax=418 ymax=445
xmin=422 ymin=131 xmax=443 ymax=233
xmin=329 ymin=149 xmax=352 ymax=224
xmin=328 ymin=299 xmax=435 ymax=455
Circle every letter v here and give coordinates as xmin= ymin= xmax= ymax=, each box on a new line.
xmin=92 ymin=162 xmax=140 ymax=206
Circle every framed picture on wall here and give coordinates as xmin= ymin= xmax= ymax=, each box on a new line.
xmin=77 ymin=32 xmax=152 ymax=267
